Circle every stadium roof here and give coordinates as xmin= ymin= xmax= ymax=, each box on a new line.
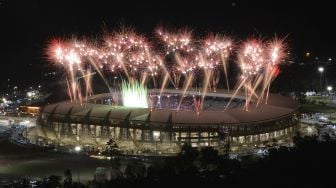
xmin=42 ymin=93 xmax=298 ymax=125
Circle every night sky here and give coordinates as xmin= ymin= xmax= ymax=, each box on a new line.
xmin=1 ymin=0 xmax=335 ymax=89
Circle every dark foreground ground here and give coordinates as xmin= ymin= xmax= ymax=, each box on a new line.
xmin=1 ymin=132 xmax=336 ymax=187
xmin=0 ymin=134 xmax=111 ymax=183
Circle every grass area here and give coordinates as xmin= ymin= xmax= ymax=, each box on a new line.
xmin=306 ymin=96 xmax=332 ymax=104
xmin=300 ymin=103 xmax=336 ymax=113
xmin=0 ymin=157 xmax=109 ymax=182
xmin=0 ymin=139 xmax=45 ymax=155
xmin=0 ymin=137 xmax=111 ymax=182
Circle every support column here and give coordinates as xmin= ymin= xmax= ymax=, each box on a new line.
xmin=208 ymin=131 xmax=211 ymax=145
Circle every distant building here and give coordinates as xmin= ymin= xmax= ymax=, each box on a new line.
xmin=19 ymin=105 xmax=40 ymax=116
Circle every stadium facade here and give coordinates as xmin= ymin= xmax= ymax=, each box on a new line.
xmin=37 ymin=91 xmax=300 ymax=155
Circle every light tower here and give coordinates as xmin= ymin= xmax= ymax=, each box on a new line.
xmin=318 ymin=67 xmax=324 ymax=97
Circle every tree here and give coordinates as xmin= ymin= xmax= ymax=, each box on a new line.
xmin=199 ymin=147 xmax=220 ymax=171
xmin=148 ymin=160 xmax=176 ymax=181
xmin=47 ymin=175 xmax=62 ymax=188
xmin=105 ymin=137 xmax=121 ymax=156
xmin=295 ymin=91 xmax=307 ymax=103
xmin=176 ymin=143 xmax=199 ymax=176
xmin=322 ymin=132 xmax=331 ymax=142
xmin=18 ymin=178 xmax=30 ymax=188
xmin=102 ymin=137 xmax=122 ymax=180
xmin=177 ymin=143 xmax=199 ymax=161
xmin=94 ymin=167 xmax=108 ymax=183
xmin=87 ymin=167 xmax=109 ymax=188
xmin=146 ymin=165 xmax=155 ymax=179
xmin=63 ymin=169 xmax=72 ymax=188
xmin=124 ymin=160 xmax=146 ymax=180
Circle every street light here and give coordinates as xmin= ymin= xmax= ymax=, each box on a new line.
xmin=326 ymin=86 xmax=333 ymax=118
xmin=75 ymin=146 xmax=81 ymax=183
xmin=327 ymin=86 xmax=333 ymax=99
xmin=318 ymin=67 xmax=324 ymax=97
xmin=75 ymin=146 xmax=81 ymax=152
xmin=327 ymin=86 xmax=333 ymax=92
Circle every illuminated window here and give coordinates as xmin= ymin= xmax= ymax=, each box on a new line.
xmin=153 ymin=131 xmax=160 ymax=141
xmin=200 ymin=132 xmax=209 ymax=137
xmin=135 ymin=129 xmax=142 ymax=140
xmin=190 ymin=132 xmax=198 ymax=137
xmin=239 ymin=136 xmax=245 ymax=143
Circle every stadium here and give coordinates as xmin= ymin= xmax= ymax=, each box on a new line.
xmin=38 ymin=27 xmax=300 ymax=155
xmin=37 ymin=89 xmax=300 ymax=155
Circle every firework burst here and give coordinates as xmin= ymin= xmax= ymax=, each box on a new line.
xmin=47 ymin=27 xmax=287 ymax=112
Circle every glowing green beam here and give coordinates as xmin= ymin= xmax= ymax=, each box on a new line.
xmin=121 ymin=80 xmax=148 ymax=108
